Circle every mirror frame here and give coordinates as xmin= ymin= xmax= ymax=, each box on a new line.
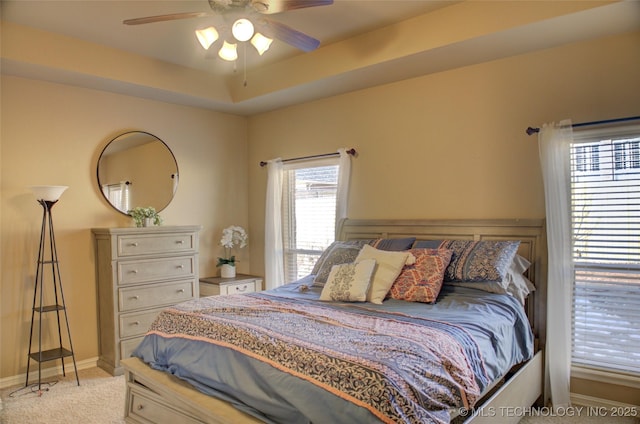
xmin=97 ymin=131 xmax=178 ymax=215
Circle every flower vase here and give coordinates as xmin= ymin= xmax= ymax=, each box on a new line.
xmin=144 ymin=218 xmax=153 ymax=227
xmin=221 ymin=264 xmax=236 ymax=278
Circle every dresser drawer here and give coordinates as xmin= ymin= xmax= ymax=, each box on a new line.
xmin=117 ymin=232 xmax=196 ymax=258
xmin=119 ymin=280 xmax=195 ymax=312
xmin=119 ymin=309 xmax=163 ymax=338
xmin=121 ymin=336 xmax=144 ymax=360
xmin=118 ymin=256 xmax=195 ymax=285
xmin=219 ymin=280 xmax=257 ymax=296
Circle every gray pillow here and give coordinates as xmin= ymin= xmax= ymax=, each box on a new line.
xmin=312 ymin=243 xmax=363 ymax=287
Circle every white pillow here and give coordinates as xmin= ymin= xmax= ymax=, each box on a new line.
xmin=355 ymin=244 xmax=415 ymax=304
xmin=319 ymin=259 xmax=377 ymax=302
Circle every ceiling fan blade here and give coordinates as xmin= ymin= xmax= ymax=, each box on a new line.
xmin=123 ymin=12 xmax=211 ymax=25
xmin=256 ymin=0 xmax=333 ymax=15
xmin=263 ymin=19 xmax=320 ymax=52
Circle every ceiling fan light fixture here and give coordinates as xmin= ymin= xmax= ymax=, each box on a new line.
xmin=195 ymin=26 xmax=219 ymax=50
xmin=231 ymin=18 xmax=255 ymax=42
xmin=218 ymin=41 xmax=238 ymax=61
xmin=250 ymin=33 xmax=273 ymax=55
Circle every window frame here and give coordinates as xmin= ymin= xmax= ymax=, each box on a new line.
xmin=569 ymin=124 xmax=640 ymax=380
xmin=281 ymin=157 xmax=341 ymax=283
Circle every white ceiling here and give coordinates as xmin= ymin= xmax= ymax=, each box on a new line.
xmin=2 ymin=0 xmax=640 ymax=115
xmin=1 ymin=0 xmax=452 ymax=75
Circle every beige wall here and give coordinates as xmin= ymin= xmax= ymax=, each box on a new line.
xmin=247 ymin=31 xmax=640 ymax=403
xmin=0 ymin=76 xmax=249 ymax=379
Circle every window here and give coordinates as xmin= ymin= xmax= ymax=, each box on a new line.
xmin=282 ymin=160 xmax=339 ymax=282
xmin=570 ymin=126 xmax=640 ymax=375
xmin=101 ymin=181 xmax=130 ymax=212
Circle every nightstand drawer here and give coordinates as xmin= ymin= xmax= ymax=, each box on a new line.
xmin=219 ymin=281 xmax=257 ymax=295
xmin=118 ymin=256 xmax=195 ymax=285
xmin=199 ymin=274 xmax=262 ymax=297
xmin=119 ymin=280 xmax=195 ymax=312
xmin=117 ymin=233 xmax=196 ymax=258
xmin=119 ymin=309 xmax=163 ymax=338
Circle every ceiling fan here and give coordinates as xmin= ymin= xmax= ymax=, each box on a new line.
xmin=123 ymin=0 xmax=334 ymax=54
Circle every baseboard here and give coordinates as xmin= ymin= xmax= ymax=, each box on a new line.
xmin=0 ymin=357 xmax=99 ymax=389
xmin=571 ymin=392 xmax=639 ymax=408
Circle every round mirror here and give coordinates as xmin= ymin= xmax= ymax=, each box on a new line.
xmin=97 ymin=131 xmax=178 ymax=215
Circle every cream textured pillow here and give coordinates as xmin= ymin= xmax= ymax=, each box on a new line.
xmin=319 ymin=259 xmax=377 ymax=302
xmin=355 ymin=244 xmax=415 ymax=304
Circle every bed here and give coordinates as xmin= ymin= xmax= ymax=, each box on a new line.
xmin=120 ymin=218 xmax=547 ymax=424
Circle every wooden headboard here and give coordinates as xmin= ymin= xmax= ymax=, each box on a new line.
xmin=338 ymin=218 xmax=547 ymax=350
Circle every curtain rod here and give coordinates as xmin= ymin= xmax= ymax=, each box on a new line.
xmin=526 ymin=116 xmax=640 ymax=136
xmin=260 ymin=148 xmax=356 ymax=167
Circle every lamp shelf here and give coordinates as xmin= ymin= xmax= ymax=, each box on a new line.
xmin=28 ymin=347 xmax=74 ymax=363
xmin=33 ymin=304 xmax=65 ymax=313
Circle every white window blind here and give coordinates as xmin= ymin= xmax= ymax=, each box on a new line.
xmin=282 ymin=161 xmax=339 ymax=282
xmin=570 ymin=125 xmax=640 ymax=375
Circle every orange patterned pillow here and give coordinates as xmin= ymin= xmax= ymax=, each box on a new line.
xmin=388 ymin=249 xmax=453 ymax=303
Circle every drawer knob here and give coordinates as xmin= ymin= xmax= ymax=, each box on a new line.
xmin=132 ymin=321 xmax=140 ymax=326
xmin=236 ymin=285 xmax=247 ymax=292
xmin=177 ymin=264 xmax=184 ymax=269
xmin=130 ymin=242 xmax=138 ymax=247
xmin=178 ymin=288 xmax=185 ymax=293
xmin=132 ymin=295 xmax=139 ymax=300
xmin=176 ymin=240 xmax=184 ymax=244
xmin=130 ymin=270 xmax=138 ymax=274
xmin=137 ymin=404 xmax=144 ymax=411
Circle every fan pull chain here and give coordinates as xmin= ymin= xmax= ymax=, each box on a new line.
xmin=243 ymin=43 xmax=248 ymax=87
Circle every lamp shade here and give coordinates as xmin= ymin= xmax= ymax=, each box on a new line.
xmin=195 ymin=26 xmax=219 ymax=50
xmin=251 ymin=33 xmax=273 ymax=55
xmin=30 ymin=185 xmax=68 ymax=201
xmin=218 ymin=41 xmax=238 ymax=61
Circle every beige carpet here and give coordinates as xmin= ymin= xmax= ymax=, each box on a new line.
xmin=1 ymin=367 xmax=638 ymax=423
xmin=0 ymin=367 xmax=125 ymax=424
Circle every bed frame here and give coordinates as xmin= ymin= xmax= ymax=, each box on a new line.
xmin=121 ymin=218 xmax=547 ymax=424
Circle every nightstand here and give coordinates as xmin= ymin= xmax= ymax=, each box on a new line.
xmin=199 ymin=274 xmax=263 ymax=297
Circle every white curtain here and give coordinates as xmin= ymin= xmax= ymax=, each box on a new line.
xmin=538 ymin=120 xmax=574 ymax=408
xmin=335 ymin=148 xmax=352 ymax=237
xmin=264 ymin=159 xmax=284 ymax=290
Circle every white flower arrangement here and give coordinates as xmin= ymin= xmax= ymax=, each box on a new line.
xmin=217 ymin=225 xmax=248 ymax=267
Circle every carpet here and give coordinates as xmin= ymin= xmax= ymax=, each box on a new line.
xmin=0 ymin=368 xmax=125 ymax=424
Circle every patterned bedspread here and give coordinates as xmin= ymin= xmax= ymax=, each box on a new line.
xmin=133 ymin=282 xmax=533 ymax=424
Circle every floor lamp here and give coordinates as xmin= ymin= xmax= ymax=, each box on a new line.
xmin=26 ymin=185 xmax=79 ymax=393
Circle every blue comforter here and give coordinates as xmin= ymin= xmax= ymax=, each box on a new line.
xmin=132 ymin=276 xmax=533 ymax=424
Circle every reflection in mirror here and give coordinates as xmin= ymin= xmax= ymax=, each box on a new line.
xmin=97 ymin=131 xmax=178 ymax=214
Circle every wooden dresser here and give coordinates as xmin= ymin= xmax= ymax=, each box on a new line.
xmin=92 ymin=225 xmax=201 ymax=376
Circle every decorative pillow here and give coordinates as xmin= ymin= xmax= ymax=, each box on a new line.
xmin=311 ymin=238 xmax=417 ymax=281
xmin=312 ymin=243 xmax=364 ymax=287
xmin=388 ymin=249 xmax=453 ymax=303
xmin=448 ymin=255 xmax=535 ymax=304
xmin=370 ymin=237 xmax=416 ymax=251
xmin=439 ymin=240 xmax=520 ymax=283
xmin=311 ymin=240 xmax=368 ymax=276
xmin=412 ymin=240 xmax=443 ymax=249
xmin=319 ymin=259 xmax=377 ymax=302
xmin=355 ymin=244 xmax=415 ymax=304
